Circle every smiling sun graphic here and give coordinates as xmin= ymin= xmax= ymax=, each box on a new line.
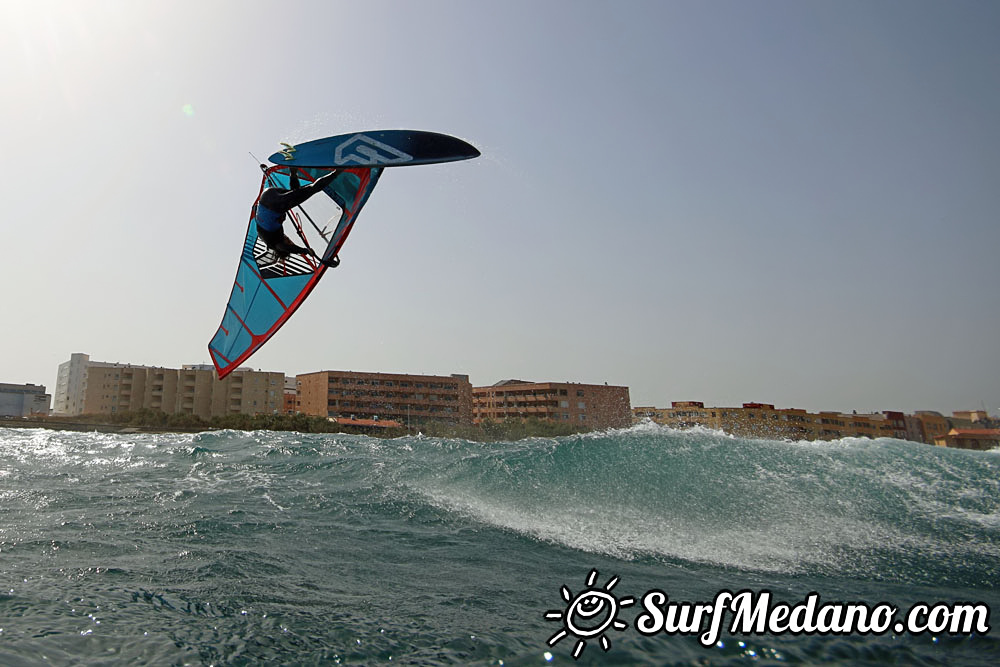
xmin=544 ymin=569 xmax=635 ymax=659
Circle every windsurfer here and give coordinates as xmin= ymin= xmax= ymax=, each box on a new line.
xmin=256 ymin=168 xmax=341 ymax=266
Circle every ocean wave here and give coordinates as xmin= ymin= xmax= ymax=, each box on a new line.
xmin=385 ymin=426 xmax=1000 ymax=584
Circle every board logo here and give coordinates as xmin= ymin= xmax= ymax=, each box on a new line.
xmin=334 ymin=134 xmax=414 ymax=165
xmin=278 ymin=142 xmax=296 ymax=161
xmin=544 ymin=569 xmax=634 ymax=660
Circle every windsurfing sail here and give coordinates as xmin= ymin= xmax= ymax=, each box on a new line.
xmin=207 ymin=130 xmax=479 ymax=378
xmin=208 ymin=165 xmax=382 ymax=378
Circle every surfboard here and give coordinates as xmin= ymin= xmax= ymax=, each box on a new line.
xmin=268 ymin=130 xmax=480 ymax=168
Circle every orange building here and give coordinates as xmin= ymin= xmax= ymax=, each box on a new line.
xmin=296 ymin=370 xmax=473 ymax=426
xmin=473 ymin=380 xmax=631 ymax=429
xmin=909 ymin=411 xmax=951 ymax=444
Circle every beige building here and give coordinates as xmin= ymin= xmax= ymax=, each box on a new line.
xmin=473 ymin=380 xmax=632 ymax=429
xmin=635 ymin=401 xmax=822 ymax=440
xmin=634 ymin=401 xmax=724 ymax=431
xmin=54 ymin=354 xmax=283 ymax=419
xmin=297 ymin=370 xmax=473 ymax=426
xmin=953 ymin=410 xmax=990 ymax=423
xmin=731 ymin=403 xmax=825 ymax=440
xmin=635 ymin=402 xmax=908 ymax=442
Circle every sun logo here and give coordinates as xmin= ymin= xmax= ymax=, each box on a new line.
xmin=544 ymin=569 xmax=634 ymax=659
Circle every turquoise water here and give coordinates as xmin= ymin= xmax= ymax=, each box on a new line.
xmin=1 ymin=424 xmax=998 ymax=665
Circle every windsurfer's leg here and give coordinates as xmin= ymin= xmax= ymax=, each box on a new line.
xmin=269 ymin=170 xmax=340 ymax=211
xmin=275 ymin=235 xmax=315 ymax=257
xmin=257 ymin=225 xmax=284 ymax=251
xmin=266 ymin=187 xmax=316 ymax=212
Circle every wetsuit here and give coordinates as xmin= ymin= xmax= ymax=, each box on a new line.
xmin=255 ymin=203 xmax=295 ymax=251
xmin=256 ymin=169 xmax=339 ymax=257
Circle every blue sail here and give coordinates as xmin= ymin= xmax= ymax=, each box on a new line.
xmin=208 ymin=165 xmax=383 ymax=378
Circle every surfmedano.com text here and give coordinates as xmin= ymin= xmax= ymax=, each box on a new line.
xmin=635 ymin=589 xmax=991 ymax=646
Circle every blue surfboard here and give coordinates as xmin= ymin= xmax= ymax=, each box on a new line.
xmin=268 ymin=130 xmax=480 ymax=168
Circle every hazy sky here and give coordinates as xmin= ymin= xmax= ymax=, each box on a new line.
xmin=2 ymin=0 xmax=997 ymax=415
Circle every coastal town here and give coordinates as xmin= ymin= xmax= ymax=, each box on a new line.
xmin=1 ymin=352 xmax=997 ymax=451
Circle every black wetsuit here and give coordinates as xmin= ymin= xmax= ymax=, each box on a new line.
xmin=256 ymin=169 xmax=339 ymax=257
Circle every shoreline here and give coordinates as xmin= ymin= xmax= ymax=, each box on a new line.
xmin=0 ymin=414 xmax=591 ymax=442
xmin=0 ymin=417 xmax=206 ymax=435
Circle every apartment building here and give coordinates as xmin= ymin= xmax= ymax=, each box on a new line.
xmin=297 ymin=370 xmax=474 ymax=426
xmin=53 ymin=354 xmax=284 ymax=419
xmin=634 ymin=402 xmax=908 ymax=441
xmin=634 ymin=401 xmax=722 ymax=430
xmin=907 ymin=411 xmax=951 ymax=444
xmin=881 ymin=411 xmax=908 ymax=440
xmin=933 ymin=429 xmax=1000 ymax=451
xmin=635 ymin=401 xmax=817 ymax=439
xmin=472 ymin=380 xmax=632 ymax=429
xmin=953 ymin=410 xmax=990 ymax=423
xmin=283 ymin=377 xmax=297 ymax=415
xmin=0 ymin=383 xmax=51 ymax=417
xmin=53 ymin=353 xmax=91 ymax=415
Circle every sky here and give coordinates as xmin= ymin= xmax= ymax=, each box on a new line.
xmin=1 ymin=0 xmax=998 ymax=416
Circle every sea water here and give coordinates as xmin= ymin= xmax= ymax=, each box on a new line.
xmin=1 ymin=423 xmax=998 ymax=665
